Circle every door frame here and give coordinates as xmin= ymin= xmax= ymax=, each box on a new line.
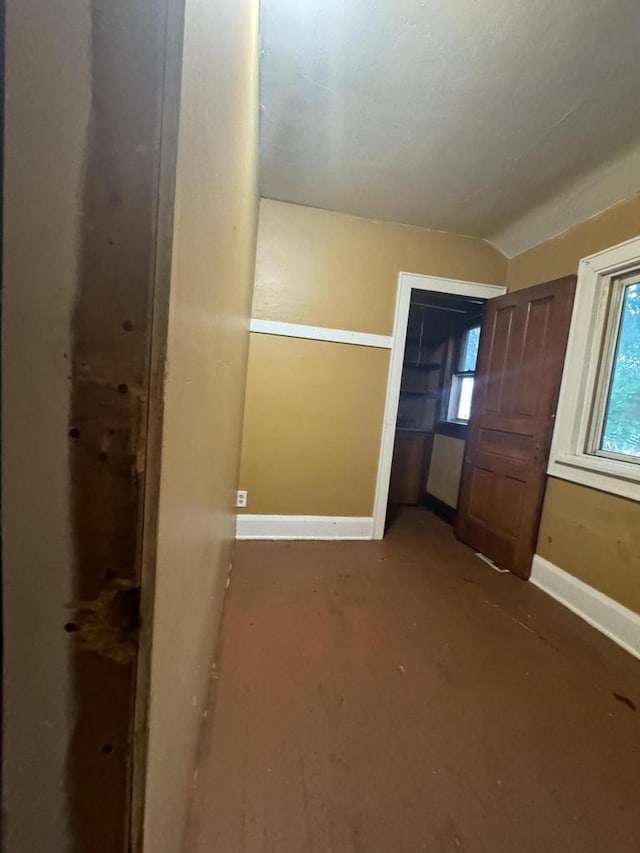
xmin=372 ymin=272 xmax=506 ymax=539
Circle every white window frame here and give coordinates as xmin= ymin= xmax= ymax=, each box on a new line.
xmin=549 ymin=235 xmax=640 ymax=501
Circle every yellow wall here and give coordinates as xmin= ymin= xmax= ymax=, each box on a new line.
xmin=253 ymin=199 xmax=507 ymax=335
xmin=508 ymin=193 xmax=640 ymax=611
xmin=426 ymin=435 xmax=465 ymax=508
xmin=143 ymin=1 xmax=259 ymax=851
xmin=537 ymin=479 xmax=640 ymax=611
xmin=239 ymin=200 xmax=507 ymax=517
xmin=239 ymin=335 xmax=389 ymax=516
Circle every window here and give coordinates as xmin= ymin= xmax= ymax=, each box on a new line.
xmin=447 ymin=325 xmax=480 ymax=423
xmin=549 ymin=237 xmax=640 ymax=501
xmin=596 ymin=277 xmax=640 ymax=459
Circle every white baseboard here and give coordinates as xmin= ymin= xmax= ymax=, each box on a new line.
xmin=236 ymin=514 xmax=374 ymax=541
xmin=530 ymin=555 xmax=640 ymax=660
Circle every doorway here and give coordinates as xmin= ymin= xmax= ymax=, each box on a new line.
xmin=375 ymin=272 xmax=577 ymax=583
xmin=372 ymin=273 xmax=506 ymax=539
xmin=386 ymin=289 xmax=487 ymax=528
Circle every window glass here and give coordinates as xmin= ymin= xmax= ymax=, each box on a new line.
xmin=456 ymin=375 xmax=475 ymax=421
xmin=600 ymin=282 xmax=640 ymax=458
xmin=448 ymin=374 xmax=475 ymax=422
xmin=446 ymin=325 xmax=480 ymax=423
xmin=459 ymin=326 xmax=480 ymax=372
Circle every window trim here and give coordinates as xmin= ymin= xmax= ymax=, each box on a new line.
xmin=549 ymin=235 xmax=640 ymax=501
xmin=586 ymin=271 xmax=640 ymax=464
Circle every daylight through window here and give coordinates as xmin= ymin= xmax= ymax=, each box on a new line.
xmin=597 ymin=279 xmax=640 ymax=460
xmin=448 ymin=325 xmax=480 ymax=422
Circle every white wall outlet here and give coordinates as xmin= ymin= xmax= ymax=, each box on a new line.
xmin=236 ymin=490 xmax=247 ymax=508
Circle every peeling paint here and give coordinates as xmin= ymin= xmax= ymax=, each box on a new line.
xmin=69 ymin=580 xmax=140 ymax=665
xmin=65 ymin=0 xmax=170 ymax=849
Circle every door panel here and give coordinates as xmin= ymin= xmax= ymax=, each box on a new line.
xmin=455 ymin=276 xmax=576 ymax=579
xmin=468 ymin=467 xmax=492 ymax=522
xmin=516 ymin=296 xmax=553 ymax=416
xmin=484 ymin=305 xmax=516 ymax=414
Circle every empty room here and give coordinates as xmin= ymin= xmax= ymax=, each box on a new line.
xmin=3 ymin=1 xmax=640 ymax=852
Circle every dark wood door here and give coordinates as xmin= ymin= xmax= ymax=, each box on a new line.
xmin=455 ymin=276 xmax=576 ymax=579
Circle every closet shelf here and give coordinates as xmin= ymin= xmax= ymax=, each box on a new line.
xmin=402 ymin=361 xmax=441 ymax=370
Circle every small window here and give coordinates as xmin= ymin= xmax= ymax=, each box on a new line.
xmin=549 ymin=237 xmax=640 ymax=501
xmin=447 ymin=325 xmax=480 ymax=423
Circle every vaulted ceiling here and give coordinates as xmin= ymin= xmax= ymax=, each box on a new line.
xmin=259 ymin=0 xmax=640 ymax=255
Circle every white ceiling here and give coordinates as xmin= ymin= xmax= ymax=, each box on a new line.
xmin=259 ymin=0 xmax=640 ymax=256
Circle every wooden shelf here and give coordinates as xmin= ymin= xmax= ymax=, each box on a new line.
xmin=402 ymin=362 xmax=441 ymax=370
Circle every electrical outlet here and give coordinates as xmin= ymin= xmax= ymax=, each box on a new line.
xmin=236 ymin=490 xmax=247 ymax=508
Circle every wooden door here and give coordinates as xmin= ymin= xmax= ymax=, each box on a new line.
xmin=455 ymin=276 xmax=576 ymax=578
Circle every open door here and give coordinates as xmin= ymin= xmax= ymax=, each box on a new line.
xmin=455 ymin=276 xmax=576 ymax=579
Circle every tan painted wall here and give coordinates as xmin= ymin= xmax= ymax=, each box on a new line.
xmin=426 ymin=435 xmax=465 ymax=508
xmin=2 ymin=1 xmax=91 ymax=848
xmin=142 ymin=1 xmax=259 ymax=851
xmin=508 ymin=194 xmax=640 ymax=611
xmin=538 ymin=479 xmax=640 ymax=611
xmin=239 ymin=335 xmax=389 ymax=516
xmin=239 ymin=201 xmax=506 ymax=517
xmin=254 ymin=199 xmax=507 ymax=335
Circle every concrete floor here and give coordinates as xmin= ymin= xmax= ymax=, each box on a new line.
xmin=185 ymin=508 xmax=640 ymax=853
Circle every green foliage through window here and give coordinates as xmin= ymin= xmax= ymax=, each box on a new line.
xmin=600 ymin=282 xmax=640 ymax=458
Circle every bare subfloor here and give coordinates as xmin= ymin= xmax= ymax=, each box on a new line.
xmin=185 ymin=508 xmax=640 ymax=853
